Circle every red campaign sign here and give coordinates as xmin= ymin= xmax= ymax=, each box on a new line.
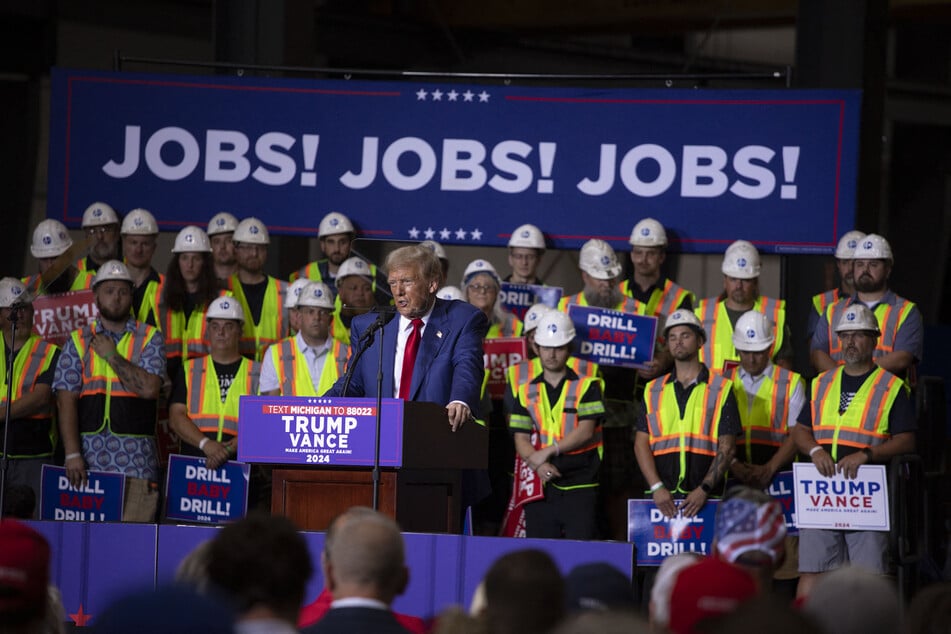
xmin=31 ymin=290 xmax=99 ymax=346
xmin=483 ymin=337 xmax=527 ymax=400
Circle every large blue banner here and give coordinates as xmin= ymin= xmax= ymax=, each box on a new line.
xmin=48 ymin=68 xmax=860 ymax=254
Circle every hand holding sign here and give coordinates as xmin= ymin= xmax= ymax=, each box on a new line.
xmin=202 ymin=438 xmax=232 ymax=470
xmin=810 ymin=447 xmax=836 ymax=478
xmin=836 ymin=450 xmax=870 ymax=480
xmin=651 ymin=486 xmax=677 ymax=518
xmin=65 ymin=453 xmax=87 ymax=488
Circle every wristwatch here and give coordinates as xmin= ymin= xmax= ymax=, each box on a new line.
xmin=700 ymin=482 xmax=713 ymax=494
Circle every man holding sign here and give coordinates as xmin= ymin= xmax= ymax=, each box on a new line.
xmin=635 ymin=310 xmax=740 ymax=518
xmin=792 ymin=303 xmax=915 ymax=597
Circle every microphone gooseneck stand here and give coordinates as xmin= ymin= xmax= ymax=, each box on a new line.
xmin=0 ymin=303 xmax=23 ymax=521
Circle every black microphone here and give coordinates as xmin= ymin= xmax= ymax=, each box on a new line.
xmin=358 ymin=305 xmax=397 ymax=344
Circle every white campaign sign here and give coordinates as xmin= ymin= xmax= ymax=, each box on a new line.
xmin=792 ymin=462 xmax=890 ymax=532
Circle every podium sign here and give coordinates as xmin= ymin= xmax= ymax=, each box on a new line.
xmin=237 ymin=396 xmax=405 ymax=467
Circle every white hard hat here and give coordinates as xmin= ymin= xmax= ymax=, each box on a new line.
xmin=297 ymin=282 xmax=335 ymax=310
xmin=0 ymin=277 xmax=32 ymax=308
xmin=206 ymin=296 xmax=244 ymax=322
xmin=534 ymin=311 xmax=576 ymax=347
xmin=834 ymin=230 xmax=866 ymax=259
xmin=31 ymin=219 xmax=73 ymax=258
xmin=732 ymin=311 xmax=775 ymax=352
xmin=207 ymin=212 xmax=239 ymax=236
xmin=851 ymin=234 xmax=893 ymax=262
xmin=463 ymin=259 xmax=501 ymax=287
xmin=232 ymin=217 xmax=270 ymax=245
xmin=523 ymin=303 xmax=553 ymax=333
xmin=120 ymin=208 xmax=159 ymax=235
xmin=579 ymin=239 xmax=622 ymax=280
xmin=721 ymin=240 xmax=761 ymax=279
xmin=93 ymin=260 xmax=134 ymax=287
xmin=171 ymin=226 xmax=212 ymax=253
xmin=284 ymin=278 xmax=312 ymax=309
xmin=419 ymin=240 xmax=447 ymax=260
xmin=81 ymin=202 xmax=119 ymax=228
xmin=335 ymin=257 xmax=373 ymax=286
xmin=436 ymin=286 xmax=463 ymax=301
xmin=508 ymin=224 xmax=546 ymax=250
xmin=318 ymin=212 xmax=355 ymax=238
xmin=835 ymin=303 xmax=880 ymax=335
xmin=629 ymin=218 xmax=668 ymax=247
xmin=664 ymin=309 xmax=706 ymax=343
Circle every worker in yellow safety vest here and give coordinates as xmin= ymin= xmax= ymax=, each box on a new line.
xmin=22 ymin=219 xmax=94 ymax=295
xmin=806 ymin=230 xmax=865 ymax=342
xmin=76 ymin=201 xmax=121 ymax=274
xmin=206 ymin=211 xmax=239 ymax=286
xmin=619 ymin=217 xmax=695 ymax=320
xmin=120 ymin=208 xmax=163 ymax=326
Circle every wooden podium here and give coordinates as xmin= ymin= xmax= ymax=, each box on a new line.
xmin=269 ymin=401 xmax=487 ymax=533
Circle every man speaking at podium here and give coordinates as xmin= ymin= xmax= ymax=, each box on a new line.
xmin=325 ymin=244 xmax=488 ymax=431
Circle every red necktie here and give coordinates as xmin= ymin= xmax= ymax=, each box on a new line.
xmin=399 ymin=318 xmax=424 ymax=400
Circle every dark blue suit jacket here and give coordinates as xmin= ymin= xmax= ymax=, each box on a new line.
xmin=325 ymin=298 xmax=488 ymax=414
xmin=301 ymin=606 xmax=413 ymax=634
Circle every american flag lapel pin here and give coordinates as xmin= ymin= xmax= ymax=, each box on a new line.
xmin=436 ymin=331 xmax=443 ymax=339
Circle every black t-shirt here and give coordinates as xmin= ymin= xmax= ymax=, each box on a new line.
xmin=240 ymin=279 xmax=268 ymax=325
xmin=625 ymin=276 xmax=693 ymax=311
xmin=170 ymin=359 xmax=243 ymax=406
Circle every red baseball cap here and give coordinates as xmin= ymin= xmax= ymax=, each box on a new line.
xmin=668 ymin=557 xmax=757 ymax=634
xmin=0 ymin=519 xmax=50 ymax=619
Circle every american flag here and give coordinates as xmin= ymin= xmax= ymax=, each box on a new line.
xmin=714 ymin=497 xmax=786 ymax=565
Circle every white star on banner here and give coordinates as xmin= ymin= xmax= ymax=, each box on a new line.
xmin=439 ymin=227 xmax=451 ymax=240
xmin=470 ymin=228 xmax=483 ymax=240
xmin=462 ymin=90 xmax=474 ymax=102
xmin=455 ymin=228 xmax=467 ymax=240
xmin=447 ymin=90 xmax=459 ymax=101
xmin=416 ymin=89 xmax=428 ymax=101
xmin=432 ymin=89 xmax=444 ymax=101
xmin=424 ymin=227 xmax=435 ymax=239
xmin=478 ymin=91 xmax=490 ymax=103
xmin=408 ymin=226 xmax=420 ymax=239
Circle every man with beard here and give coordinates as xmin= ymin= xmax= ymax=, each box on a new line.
xmin=207 ymin=212 xmax=239 ymax=285
xmin=22 ymin=219 xmax=94 ymax=294
xmin=53 ymin=260 xmax=166 ymax=521
xmin=635 ymin=309 xmax=740 ymax=518
xmin=227 ymin=217 xmax=288 ymax=362
xmin=120 ymin=208 xmax=163 ymax=325
xmin=793 ymin=303 xmax=915 ymax=597
xmin=77 ymin=201 xmax=121 ymax=273
xmin=620 ymin=217 xmax=695 ymax=317
xmin=807 ymin=230 xmax=865 ymax=341
xmin=332 ymin=257 xmax=378 ymax=346
xmin=695 ymin=240 xmax=793 ymax=372
xmin=811 ymin=234 xmax=922 ymax=379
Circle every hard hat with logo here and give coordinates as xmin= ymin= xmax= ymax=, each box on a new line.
xmin=436 ymin=286 xmax=463 ymax=301
xmin=171 ymin=226 xmax=212 ymax=253
xmin=721 ymin=240 xmax=761 ymax=279
xmin=834 ymin=230 xmax=866 ymax=259
xmin=463 ymin=259 xmax=501 ymax=287
xmin=297 ymin=282 xmax=335 ymax=310
xmin=120 ymin=208 xmax=159 ymax=235
xmin=579 ymin=239 xmax=622 ymax=280
xmin=629 ymin=218 xmax=668 ymax=247
xmin=31 ymin=219 xmax=73 ymax=258
xmin=732 ymin=311 xmax=775 ymax=352
xmin=851 ymin=234 xmax=893 ymax=262
xmin=318 ymin=212 xmax=355 ymax=238
xmin=0 ymin=277 xmax=32 ymax=308
xmin=523 ymin=303 xmax=553 ymax=334
xmin=834 ymin=303 xmax=880 ymax=336
xmin=335 ymin=257 xmax=373 ymax=286
xmin=534 ymin=311 xmax=576 ymax=347
xmin=663 ymin=309 xmax=706 ymax=343
xmin=508 ymin=224 xmax=546 ymax=250
xmin=206 ymin=296 xmax=244 ymax=322
xmin=284 ymin=278 xmax=312 ymax=309
xmin=232 ymin=217 xmax=270 ymax=245
xmin=419 ymin=240 xmax=448 ymax=260
xmin=92 ymin=260 xmax=134 ymax=287
xmin=207 ymin=212 xmax=239 ymax=236
xmin=82 ymin=202 xmax=119 ymax=228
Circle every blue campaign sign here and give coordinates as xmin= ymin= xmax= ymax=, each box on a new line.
xmin=567 ymin=304 xmax=657 ymax=369
xmin=499 ymin=282 xmax=563 ymax=320
xmin=40 ymin=465 xmax=125 ymax=522
xmin=48 ymin=68 xmax=860 ymax=254
xmin=628 ymin=499 xmax=718 ymax=566
xmin=165 ymin=454 xmax=250 ymax=524
xmin=766 ymin=470 xmax=798 ymax=536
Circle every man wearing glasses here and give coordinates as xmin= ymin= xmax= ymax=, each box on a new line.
xmin=78 ymin=201 xmax=121 ymax=273
xmin=325 ymin=244 xmax=487 ymax=431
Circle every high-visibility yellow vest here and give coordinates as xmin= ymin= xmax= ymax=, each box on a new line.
xmin=22 ymin=270 xmax=94 ymax=294
xmin=268 ymin=336 xmax=349 ymax=396
xmin=695 ymin=296 xmax=785 ymax=370
xmin=184 ymin=356 xmax=260 ymax=442
xmin=134 ymin=277 xmax=163 ymax=325
xmin=486 ymin=312 xmax=523 ymax=339
xmin=71 ymin=321 xmax=159 ymax=437
xmin=618 ymin=278 xmax=695 ymax=317
xmin=506 ymin=357 xmax=600 ymax=398
xmin=727 ymin=365 xmax=804 ymax=464
xmin=558 ymin=292 xmax=645 ymax=315
xmin=229 ymin=275 xmax=287 ymax=362
xmin=824 ymin=297 xmax=916 ymax=363
xmin=0 ymin=335 xmax=59 ymax=457
xmin=810 ymin=366 xmax=903 ymax=461
xmin=155 ymin=287 xmax=232 ymax=362
xmin=811 ymin=289 xmax=841 ymax=317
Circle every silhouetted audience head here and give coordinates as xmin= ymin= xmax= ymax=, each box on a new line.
xmin=92 ymin=584 xmax=235 ymax=634
xmin=482 ymin=549 xmax=564 ymax=634
xmin=904 ymin=582 xmax=951 ymax=634
xmin=705 ymin=595 xmax=821 ymax=634
xmin=551 ymin=609 xmax=650 ymax=634
xmin=713 ymin=486 xmax=786 ymax=589
xmin=0 ymin=519 xmax=50 ymax=631
xmin=206 ymin=513 xmax=313 ymax=625
xmin=563 ymin=562 xmax=636 ymax=614
xmin=174 ymin=539 xmax=213 ymax=594
xmin=802 ymin=566 xmax=899 ymax=634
